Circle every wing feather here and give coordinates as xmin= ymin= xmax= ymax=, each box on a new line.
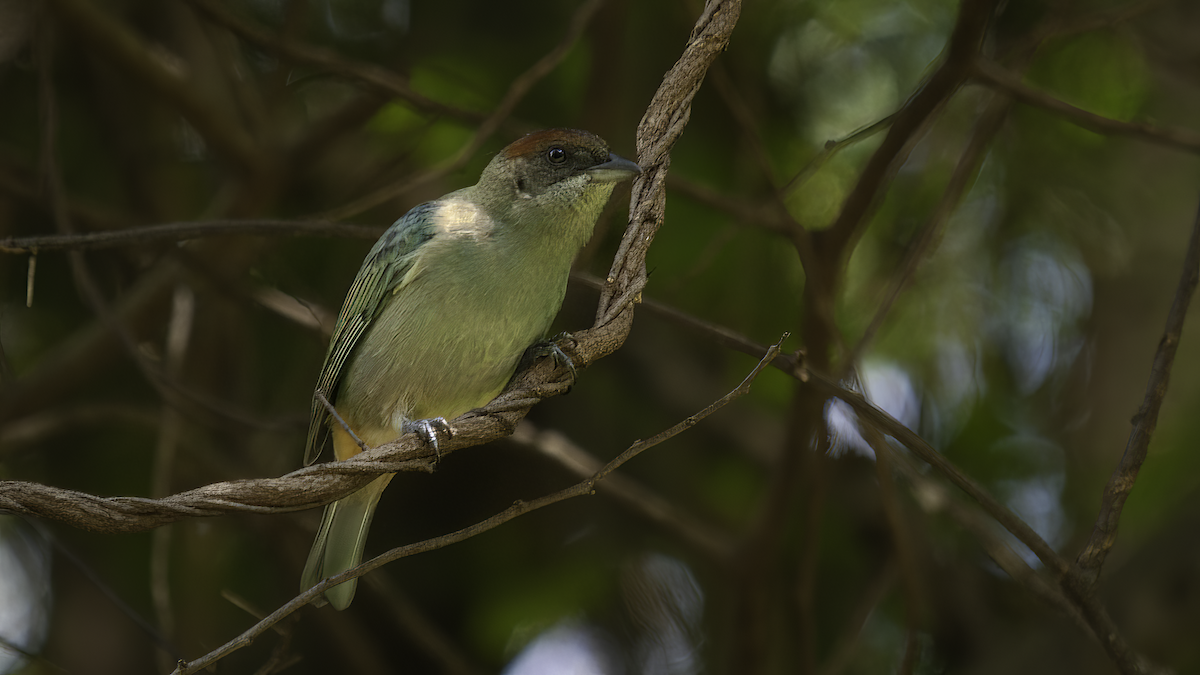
xmin=304 ymin=202 xmax=439 ymax=464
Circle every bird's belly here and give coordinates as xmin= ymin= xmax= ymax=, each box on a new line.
xmin=334 ymin=273 xmax=559 ymax=439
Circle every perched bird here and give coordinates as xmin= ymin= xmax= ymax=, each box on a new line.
xmin=301 ymin=129 xmax=641 ymax=609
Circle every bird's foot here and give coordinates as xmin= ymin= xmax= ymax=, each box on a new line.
xmin=525 ymin=332 xmax=578 ymax=387
xmin=402 ymin=417 xmax=453 ymax=459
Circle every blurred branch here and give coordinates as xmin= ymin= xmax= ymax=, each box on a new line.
xmin=819 ymin=0 xmax=996 ymax=262
xmin=512 ymin=420 xmax=738 ymax=560
xmin=0 ymin=404 xmax=160 ymax=455
xmin=169 ymin=331 xmax=781 ymax=675
xmin=707 ymin=63 xmax=820 ymax=268
xmin=0 ymin=219 xmax=380 ymax=254
xmin=886 ymin=449 xmax=1091 ymax=631
xmin=974 ymin=59 xmax=1200 ymax=154
xmin=814 ymin=560 xmax=896 ymax=675
xmin=43 ymin=0 xmax=265 ymax=174
xmin=782 ymin=113 xmax=896 ymax=196
xmin=185 ymin=0 xmax=484 ymax=126
xmin=667 ymin=175 xmax=793 ymax=235
xmin=1075 ymin=197 xmax=1200 ymax=585
xmin=1046 ymin=0 xmax=1169 ymax=40
xmin=845 ymin=89 xmax=1009 ymax=367
xmin=319 ymin=0 xmax=608 ymax=221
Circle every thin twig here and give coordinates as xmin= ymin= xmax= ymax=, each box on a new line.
xmin=974 ymin=59 xmax=1200 ymax=154
xmin=885 ymin=449 xmax=1091 ymax=631
xmin=1075 ymin=197 xmax=1200 ymax=585
xmin=0 ymin=219 xmax=380 ymax=254
xmin=845 ymin=88 xmax=1011 ymax=367
xmin=808 ymin=367 xmax=1071 ymax=577
xmin=314 ymin=389 xmax=371 ymax=455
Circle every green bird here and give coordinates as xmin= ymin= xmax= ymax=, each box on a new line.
xmin=301 ymin=129 xmax=641 ymax=609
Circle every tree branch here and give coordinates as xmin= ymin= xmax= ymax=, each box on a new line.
xmin=1075 ymin=196 xmax=1200 ymax=585
xmin=974 ymin=59 xmax=1200 ymax=154
xmin=0 ymin=219 xmax=380 ymax=254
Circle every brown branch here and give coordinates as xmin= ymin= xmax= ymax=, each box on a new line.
xmin=1075 ymin=197 xmax=1200 ymax=585
xmin=0 ymin=219 xmax=381 ymax=254
xmin=588 ymin=282 xmax=1168 ymax=674
xmin=807 ymin=367 xmax=1071 ymax=576
xmin=845 ymin=87 xmax=1011 ymax=367
xmin=886 ymin=448 xmax=1091 ymax=631
xmin=974 ymin=59 xmax=1200 ymax=154
xmin=170 ymin=331 xmax=781 ymax=675
xmin=811 ymin=368 xmax=1171 ymax=674
xmin=0 ymin=445 xmax=428 ymax=533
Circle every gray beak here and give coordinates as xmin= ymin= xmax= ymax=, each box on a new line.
xmin=586 ymin=152 xmax=642 ymax=183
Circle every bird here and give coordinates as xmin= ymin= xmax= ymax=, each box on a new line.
xmin=300 ymin=128 xmax=641 ymax=609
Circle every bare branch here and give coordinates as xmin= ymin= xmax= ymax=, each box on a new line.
xmin=846 ymin=72 xmax=1013 ymax=367
xmin=974 ymin=59 xmax=1200 ymax=154
xmin=0 ymin=219 xmax=381 ymax=254
xmin=1075 ymin=197 xmax=1200 ymax=584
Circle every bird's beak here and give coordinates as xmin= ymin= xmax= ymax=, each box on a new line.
xmin=586 ymin=153 xmax=642 ymax=183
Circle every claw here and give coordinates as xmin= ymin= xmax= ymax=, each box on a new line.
xmin=403 ymin=417 xmax=452 ymax=459
xmin=533 ymin=332 xmax=578 ymax=386
xmin=546 ymin=341 xmax=577 ymax=384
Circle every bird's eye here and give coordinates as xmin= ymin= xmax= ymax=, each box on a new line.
xmin=547 ymin=146 xmax=567 ymax=164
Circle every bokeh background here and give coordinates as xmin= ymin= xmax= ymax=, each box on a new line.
xmin=2 ymin=0 xmax=1199 ymax=673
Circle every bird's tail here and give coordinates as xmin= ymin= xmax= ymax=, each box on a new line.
xmin=300 ymin=472 xmax=394 ymax=610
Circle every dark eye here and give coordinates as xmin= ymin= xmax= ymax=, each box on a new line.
xmin=547 ymin=146 xmax=567 ymax=164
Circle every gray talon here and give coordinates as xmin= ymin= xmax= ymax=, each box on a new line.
xmin=548 ymin=342 xmax=577 ymax=382
xmin=404 ymin=416 xmax=452 ymax=458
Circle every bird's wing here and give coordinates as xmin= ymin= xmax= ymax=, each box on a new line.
xmin=304 ymin=202 xmax=439 ymax=465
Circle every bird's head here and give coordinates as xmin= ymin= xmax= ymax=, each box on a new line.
xmin=475 ymin=128 xmax=641 ymax=227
